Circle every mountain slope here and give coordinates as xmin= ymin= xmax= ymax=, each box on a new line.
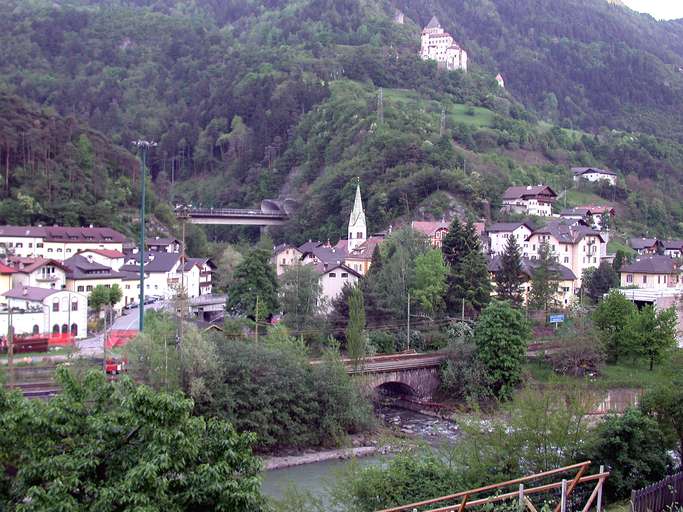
xmin=393 ymin=0 xmax=683 ymax=139
xmin=1 ymin=0 xmax=683 ymax=240
xmin=0 ymin=92 xmax=142 ymax=231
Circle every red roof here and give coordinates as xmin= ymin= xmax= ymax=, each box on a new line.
xmin=412 ymin=221 xmax=449 ymax=237
xmin=5 ymin=257 xmax=69 ymax=273
xmin=80 ymin=249 xmax=125 ymax=258
xmin=0 ymin=262 xmax=15 ymax=274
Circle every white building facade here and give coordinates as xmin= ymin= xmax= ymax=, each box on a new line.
xmin=420 ymin=16 xmax=468 ymax=72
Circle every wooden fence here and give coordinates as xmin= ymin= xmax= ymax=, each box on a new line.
xmin=631 ymin=472 xmax=683 ymax=512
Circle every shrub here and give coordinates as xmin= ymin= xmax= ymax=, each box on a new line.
xmin=368 ymin=330 xmax=395 ymax=354
xmin=440 ymin=342 xmax=494 ymax=403
xmin=586 ymin=409 xmax=673 ymax=500
xmin=546 ymin=328 xmax=605 ymax=377
xmin=195 ymin=340 xmax=373 ymax=451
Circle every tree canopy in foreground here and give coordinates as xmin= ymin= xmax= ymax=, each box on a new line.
xmin=0 ymin=369 xmax=265 ymax=512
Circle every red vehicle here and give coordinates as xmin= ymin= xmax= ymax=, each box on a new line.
xmin=105 ymin=358 xmax=128 ymax=375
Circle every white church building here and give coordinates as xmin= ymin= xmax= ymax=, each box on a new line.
xmin=420 ymin=16 xmax=468 ymax=72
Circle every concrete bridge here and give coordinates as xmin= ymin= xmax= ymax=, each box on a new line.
xmin=343 ymin=353 xmax=446 ymax=401
xmin=175 ymin=199 xmax=295 ymax=227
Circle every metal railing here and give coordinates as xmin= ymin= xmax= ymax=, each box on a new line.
xmin=377 ymin=462 xmax=609 ymax=512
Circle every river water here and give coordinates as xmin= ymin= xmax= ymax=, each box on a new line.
xmin=262 ymin=404 xmax=461 ymax=503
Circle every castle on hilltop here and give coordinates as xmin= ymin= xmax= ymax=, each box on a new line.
xmin=420 ymin=16 xmax=468 ymax=72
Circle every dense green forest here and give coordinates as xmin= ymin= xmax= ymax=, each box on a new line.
xmin=1 ymin=0 xmax=683 ymax=239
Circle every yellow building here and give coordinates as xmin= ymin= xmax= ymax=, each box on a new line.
xmin=488 ymin=256 xmax=578 ymax=307
xmin=0 ymin=262 xmax=15 ymax=297
xmin=524 ymin=220 xmax=604 ymax=287
xmin=620 ymin=255 xmax=680 ymax=290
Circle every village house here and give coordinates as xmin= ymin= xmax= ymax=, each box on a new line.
xmin=76 ymin=249 xmax=126 ymax=271
xmin=145 ymin=237 xmax=182 ymax=253
xmin=488 ymin=256 xmax=577 ymax=307
xmin=662 ymin=240 xmax=683 ymax=259
xmin=411 ymin=221 xmax=450 ymax=248
xmin=0 ymin=287 xmax=88 ymax=339
xmin=63 ymin=254 xmax=127 ymax=311
xmin=0 ymin=225 xmax=126 ymax=259
xmin=317 ymin=262 xmax=362 ymax=312
xmin=495 ymin=73 xmax=505 ymax=88
xmin=120 ymin=252 xmax=183 ymax=300
xmin=486 ymin=222 xmax=534 ymax=255
xmin=620 ymin=255 xmax=680 ymax=290
xmin=501 ymin=185 xmax=557 ymax=217
xmin=571 ymin=167 xmax=617 ymax=186
xmin=183 ymin=258 xmax=215 ymax=297
xmin=0 ymin=262 xmax=14 ymax=296
xmin=628 ymin=238 xmax=662 ymax=255
xmin=345 ymin=235 xmax=384 ymax=275
xmin=559 ymin=205 xmax=615 ymax=231
xmin=524 ymin=220 xmax=604 ymax=285
xmin=6 ymin=257 xmax=69 ymax=290
xmin=420 ymin=16 xmax=468 ymax=72
xmin=272 ymin=244 xmax=304 ymax=276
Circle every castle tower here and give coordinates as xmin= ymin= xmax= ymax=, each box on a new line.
xmin=347 ymin=181 xmax=367 ymax=253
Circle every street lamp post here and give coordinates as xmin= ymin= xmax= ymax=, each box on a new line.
xmin=132 ymin=140 xmax=157 ymax=332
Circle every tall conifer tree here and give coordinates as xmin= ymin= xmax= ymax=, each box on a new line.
xmin=496 ymin=235 xmax=525 ymax=306
xmin=442 ymin=218 xmax=491 ymax=315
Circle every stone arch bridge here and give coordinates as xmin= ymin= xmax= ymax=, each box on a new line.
xmin=345 ymin=353 xmax=446 ymax=401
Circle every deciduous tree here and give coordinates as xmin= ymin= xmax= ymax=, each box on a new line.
xmin=227 ymin=247 xmax=279 ymax=320
xmin=622 ymin=305 xmax=677 ymax=370
xmin=474 ymin=301 xmax=530 ymax=400
xmin=411 ymin=249 xmax=447 ymax=318
xmin=593 ymin=290 xmax=637 ymax=362
xmin=0 ymin=369 xmax=265 ymax=511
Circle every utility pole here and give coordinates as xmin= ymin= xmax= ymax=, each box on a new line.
xmin=377 ymin=87 xmax=384 ymax=126
xmin=179 ymin=210 xmax=187 ymax=346
xmin=102 ymin=306 xmax=107 ymax=373
xmin=254 ymin=294 xmax=260 ymax=344
xmin=440 ymin=107 xmax=446 ymax=137
xmin=7 ymin=299 xmax=14 ymax=388
xmin=406 ymin=292 xmax=410 ymax=352
xmin=133 ymin=139 xmax=157 ymax=333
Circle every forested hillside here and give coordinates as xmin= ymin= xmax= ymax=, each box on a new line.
xmin=0 ymin=92 xmax=142 ymax=231
xmin=1 ymin=0 xmax=683 ymax=240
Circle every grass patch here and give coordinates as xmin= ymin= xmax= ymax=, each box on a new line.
xmin=607 ymin=239 xmax=635 ymax=256
xmin=525 ymin=349 xmax=683 ymax=390
xmin=381 ymin=87 xmax=495 ymax=127
xmin=564 ymin=189 xmax=609 ymax=207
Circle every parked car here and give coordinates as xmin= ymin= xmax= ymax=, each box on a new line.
xmin=123 ymin=302 xmax=138 ymax=310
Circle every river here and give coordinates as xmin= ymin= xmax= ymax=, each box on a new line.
xmin=262 ymin=403 xmax=461 ymax=504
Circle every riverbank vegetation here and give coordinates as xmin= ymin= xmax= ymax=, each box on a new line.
xmin=273 ymin=382 xmax=680 ymax=511
xmin=124 ymin=311 xmax=374 ymax=453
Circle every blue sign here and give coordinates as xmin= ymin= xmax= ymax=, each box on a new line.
xmin=549 ymin=314 xmax=565 ymax=324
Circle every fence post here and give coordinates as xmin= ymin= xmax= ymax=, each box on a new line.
xmin=630 ymin=489 xmax=636 ymax=512
xmin=519 ymin=484 xmax=525 ymax=512
xmin=597 ymin=465 xmax=604 ymax=512
xmin=561 ymin=479 xmax=567 ymax=512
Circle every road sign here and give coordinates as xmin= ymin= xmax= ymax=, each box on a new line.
xmin=549 ymin=314 xmax=565 ymax=324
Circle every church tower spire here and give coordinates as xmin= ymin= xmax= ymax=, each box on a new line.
xmin=347 ymin=179 xmax=367 ymax=253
